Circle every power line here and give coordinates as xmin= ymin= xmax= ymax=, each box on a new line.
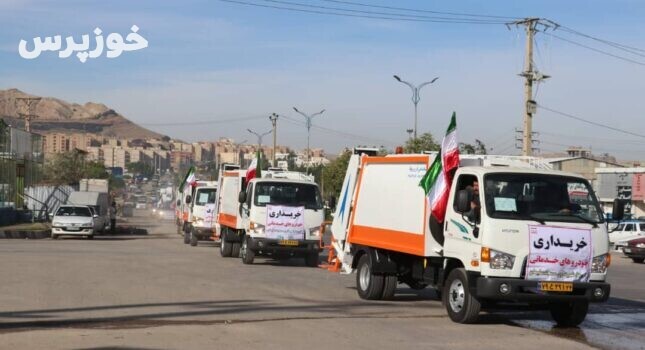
xmin=261 ymin=0 xmax=510 ymax=23
xmin=140 ymin=115 xmax=266 ymax=126
xmin=320 ymin=0 xmax=521 ymax=20
xmin=537 ymin=105 xmax=645 ymax=139
xmin=542 ymin=31 xmax=645 ymax=67
xmin=218 ymin=0 xmax=508 ymax=24
xmin=281 ymin=114 xmax=394 ymax=145
xmin=556 ymin=24 xmax=645 ymax=56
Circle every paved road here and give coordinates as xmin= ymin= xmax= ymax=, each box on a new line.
xmin=0 ymin=212 xmax=643 ymax=350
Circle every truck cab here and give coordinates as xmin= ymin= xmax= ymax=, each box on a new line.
xmin=237 ymin=174 xmax=324 ymax=266
xmin=184 ymin=181 xmax=217 ymax=246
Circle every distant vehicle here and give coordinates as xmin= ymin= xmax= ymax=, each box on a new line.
xmin=622 ymin=236 xmax=645 ymax=263
xmin=51 ymin=205 xmax=97 ymax=239
xmin=67 ymin=191 xmax=110 ymax=233
xmin=184 ymin=181 xmax=218 ymax=246
xmin=609 ymin=220 xmax=645 ymax=250
xmin=135 ymin=196 xmax=147 ymax=209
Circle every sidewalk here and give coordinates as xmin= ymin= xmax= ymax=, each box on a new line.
xmin=0 ymin=222 xmax=51 ymax=239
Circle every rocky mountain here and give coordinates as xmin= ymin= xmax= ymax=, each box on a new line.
xmin=0 ymin=88 xmax=164 ymax=139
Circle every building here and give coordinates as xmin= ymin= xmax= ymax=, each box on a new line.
xmin=41 ymin=132 xmax=98 ymax=158
xmin=595 ymin=167 xmax=645 ymax=219
xmin=170 ymin=151 xmax=193 ymax=171
xmin=547 ymin=150 xmax=623 ymax=184
xmin=101 ymin=147 xmax=130 ymax=170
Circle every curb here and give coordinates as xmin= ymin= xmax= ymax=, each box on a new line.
xmin=0 ymin=230 xmax=51 ymax=239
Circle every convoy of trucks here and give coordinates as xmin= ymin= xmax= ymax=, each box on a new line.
xmin=167 ymin=148 xmax=620 ymax=327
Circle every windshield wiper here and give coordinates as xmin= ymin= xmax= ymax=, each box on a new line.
xmin=522 ymin=214 xmax=546 ymax=225
xmin=542 ymin=213 xmax=598 ymax=228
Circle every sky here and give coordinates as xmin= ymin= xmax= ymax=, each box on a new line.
xmin=1 ymin=0 xmax=645 ymax=159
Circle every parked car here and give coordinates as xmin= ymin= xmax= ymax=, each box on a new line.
xmin=622 ymin=236 xmax=645 ymax=263
xmin=609 ymin=220 xmax=645 ymax=250
xmin=67 ymin=191 xmax=110 ymax=233
xmin=51 ymin=205 xmax=97 ymax=239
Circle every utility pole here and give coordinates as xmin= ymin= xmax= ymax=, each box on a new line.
xmin=15 ymin=97 xmax=41 ymax=132
xmin=406 ymin=129 xmax=413 ymax=141
xmin=269 ymin=113 xmax=279 ymax=167
xmin=247 ymin=129 xmax=271 ymax=169
xmin=514 ymin=18 xmax=550 ymax=156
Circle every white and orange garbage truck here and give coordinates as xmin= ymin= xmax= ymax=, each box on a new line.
xmin=330 ymin=148 xmax=620 ymax=326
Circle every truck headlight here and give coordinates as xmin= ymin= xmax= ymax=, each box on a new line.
xmin=636 ymin=243 xmax=645 ymax=248
xmin=488 ymin=249 xmax=515 ymax=270
xmin=592 ymin=254 xmax=610 ymax=273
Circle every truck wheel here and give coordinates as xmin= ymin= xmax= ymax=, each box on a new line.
xmin=241 ymin=237 xmax=255 ymax=265
xmin=443 ymin=268 xmax=481 ymax=324
xmin=190 ymin=230 xmax=198 ymax=246
xmin=305 ymin=252 xmax=319 ymax=267
xmin=381 ymin=274 xmax=397 ymax=300
xmin=549 ymin=301 xmax=589 ymax=327
xmin=356 ymin=254 xmax=384 ymax=300
xmin=220 ymin=234 xmax=233 ymax=257
xmin=231 ymin=242 xmax=241 ymax=258
xmin=632 ymin=257 xmax=644 ymax=263
xmin=51 ymin=234 xmax=58 ymax=240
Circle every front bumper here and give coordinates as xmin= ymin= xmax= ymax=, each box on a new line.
xmin=247 ymin=237 xmax=321 ymax=255
xmin=623 ymin=246 xmax=645 ymax=258
xmin=191 ymin=226 xmax=216 ymax=240
xmin=476 ymin=277 xmax=610 ymax=303
xmin=52 ymin=227 xmax=94 ymax=236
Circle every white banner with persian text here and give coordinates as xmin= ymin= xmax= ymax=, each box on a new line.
xmin=265 ymin=205 xmax=305 ymax=240
xmin=526 ymin=225 xmax=592 ymax=282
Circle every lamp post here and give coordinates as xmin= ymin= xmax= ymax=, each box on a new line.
xmin=393 ymin=75 xmax=439 ymax=139
xmin=247 ymin=129 xmax=271 ymax=169
xmin=292 ymin=107 xmax=325 ymax=172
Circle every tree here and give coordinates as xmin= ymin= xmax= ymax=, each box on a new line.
xmin=126 ymin=161 xmax=154 ymax=178
xmin=404 ymin=133 xmax=440 ymax=153
xmin=460 ymin=139 xmax=488 ymax=155
xmin=44 ymin=150 xmax=108 ymax=185
xmin=321 ymin=150 xmax=352 ymax=205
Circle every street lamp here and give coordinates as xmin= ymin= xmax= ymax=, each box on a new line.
xmin=247 ymin=129 xmax=271 ymax=168
xmin=393 ymin=75 xmax=439 ymax=139
xmin=292 ymin=107 xmax=325 ymax=172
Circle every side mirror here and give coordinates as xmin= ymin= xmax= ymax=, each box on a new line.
xmin=238 ymin=191 xmax=247 ymax=204
xmin=176 ymin=199 xmax=181 ymax=207
xmin=185 ymin=195 xmax=192 ymax=204
xmin=612 ymin=199 xmax=625 ymax=221
xmin=456 ymin=190 xmax=471 ymax=213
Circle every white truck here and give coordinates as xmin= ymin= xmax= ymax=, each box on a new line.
xmin=214 ymin=165 xmax=246 ymax=257
xmin=66 ymin=191 xmax=110 ymax=233
xmin=330 ymin=150 xmax=619 ymax=326
xmin=220 ymin=168 xmax=325 ymax=266
xmin=177 ymin=180 xmax=218 ymax=246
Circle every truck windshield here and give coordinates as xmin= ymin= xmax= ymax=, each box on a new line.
xmin=253 ymin=182 xmax=322 ymax=209
xmin=56 ymin=206 xmax=92 ymax=217
xmin=483 ymin=173 xmax=604 ymax=224
xmin=195 ymin=188 xmax=217 ymax=206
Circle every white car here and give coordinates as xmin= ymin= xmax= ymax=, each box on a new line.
xmin=609 ymin=220 xmax=645 ymax=250
xmin=51 ymin=205 xmax=97 ymax=239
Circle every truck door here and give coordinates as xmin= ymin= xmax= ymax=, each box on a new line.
xmin=443 ymin=173 xmax=482 ymax=260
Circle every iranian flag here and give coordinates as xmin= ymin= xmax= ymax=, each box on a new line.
xmin=419 ymin=112 xmax=459 ymax=223
xmin=179 ymin=166 xmax=196 ymax=192
xmin=245 ymin=150 xmax=262 ymax=184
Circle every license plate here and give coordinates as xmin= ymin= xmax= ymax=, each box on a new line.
xmin=279 ymin=240 xmax=298 ymax=246
xmin=539 ymin=282 xmax=573 ymax=292
xmin=624 ymin=248 xmax=632 ymax=253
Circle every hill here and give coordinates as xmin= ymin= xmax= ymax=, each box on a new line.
xmin=0 ymin=88 xmax=164 ymax=139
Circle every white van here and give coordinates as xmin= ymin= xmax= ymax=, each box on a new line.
xmin=67 ymin=191 xmax=110 ymax=233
